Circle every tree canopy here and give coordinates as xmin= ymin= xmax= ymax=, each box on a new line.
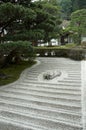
xmin=0 ymin=0 xmax=85 ymax=45
xmin=0 ymin=0 xmax=61 ymax=44
xmin=60 ymin=0 xmax=86 ymax=20
xmin=71 ymin=0 xmax=86 ymax=11
xmin=60 ymin=0 xmax=72 ymax=20
xmin=70 ymin=9 xmax=86 ymax=44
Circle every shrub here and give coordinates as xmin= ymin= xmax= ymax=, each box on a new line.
xmin=54 ymin=49 xmax=69 ymax=57
xmin=81 ymin=41 xmax=86 ymax=49
xmin=35 ymin=47 xmax=85 ymax=60
xmin=0 ymin=41 xmax=36 ymax=67
xmin=69 ymin=49 xmax=84 ymax=60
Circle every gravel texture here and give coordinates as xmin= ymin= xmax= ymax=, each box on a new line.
xmin=0 ymin=57 xmax=84 ymax=130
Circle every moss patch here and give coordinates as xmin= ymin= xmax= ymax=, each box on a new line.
xmin=0 ymin=61 xmax=36 ymax=86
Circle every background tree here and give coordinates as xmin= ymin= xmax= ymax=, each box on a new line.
xmin=60 ymin=0 xmax=72 ymax=20
xmin=0 ymin=0 xmax=61 ymax=45
xmin=70 ymin=9 xmax=86 ymax=44
xmin=59 ymin=0 xmax=86 ymax=20
xmin=71 ymin=0 xmax=86 ymax=11
xmin=34 ymin=0 xmax=61 ymax=44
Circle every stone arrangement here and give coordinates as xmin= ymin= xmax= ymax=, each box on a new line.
xmin=0 ymin=57 xmax=83 ymax=130
xmin=43 ymin=70 xmax=61 ymax=80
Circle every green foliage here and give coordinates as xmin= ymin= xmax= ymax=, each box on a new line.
xmin=28 ymin=29 xmax=44 ymax=41
xmin=70 ymin=9 xmax=86 ymax=44
xmin=0 ymin=2 xmax=36 ymax=23
xmin=30 ymin=0 xmax=61 ymax=43
xmin=78 ymin=0 xmax=86 ymax=9
xmin=0 ymin=1 xmax=61 ymax=44
xmin=60 ymin=0 xmax=72 ymax=19
xmin=35 ymin=46 xmax=85 ymax=60
xmin=69 ymin=49 xmax=85 ymax=60
xmin=0 ymin=0 xmax=32 ymax=5
xmin=0 ymin=2 xmax=36 ymax=41
xmin=71 ymin=0 xmax=86 ymax=11
xmin=0 ymin=41 xmax=33 ymax=54
xmin=3 ymin=30 xmax=44 ymax=41
xmin=0 ymin=41 xmax=35 ymax=67
xmin=81 ymin=41 xmax=86 ymax=49
xmin=71 ymin=0 xmax=79 ymax=11
xmin=0 ymin=61 xmax=36 ymax=86
xmin=71 ymin=9 xmax=86 ymax=31
xmin=59 ymin=0 xmax=86 ymax=20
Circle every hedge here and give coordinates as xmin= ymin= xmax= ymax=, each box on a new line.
xmin=35 ymin=47 xmax=86 ymax=60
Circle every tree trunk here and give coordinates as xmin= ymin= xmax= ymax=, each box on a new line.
xmin=1 ymin=50 xmax=21 ymax=68
xmin=78 ymin=33 xmax=82 ymax=44
xmin=60 ymin=35 xmax=65 ymax=45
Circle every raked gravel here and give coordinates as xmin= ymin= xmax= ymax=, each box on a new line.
xmin=0 ymin=57 xmax=85 ymax=130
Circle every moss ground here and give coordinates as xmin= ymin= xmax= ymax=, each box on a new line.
xmin=0 ymin=61 xmax=36 ymax=86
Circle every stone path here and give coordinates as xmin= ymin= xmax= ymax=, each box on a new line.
xmin=0 ymin=57 xmax=83 ymax=130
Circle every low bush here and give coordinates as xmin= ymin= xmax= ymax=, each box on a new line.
xmin=81 ymin=41 xmax=86 ymax=49
xmin=69 ymin=49 xmax=85 ymax=60
xmin=35 ymin=47 xmax=85 ymax=60
xmin=0 ymin=41 xmax=36 ymax=68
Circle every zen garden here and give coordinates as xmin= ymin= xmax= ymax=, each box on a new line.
xmin=0 ymin=0 xmax=86 ymax=130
